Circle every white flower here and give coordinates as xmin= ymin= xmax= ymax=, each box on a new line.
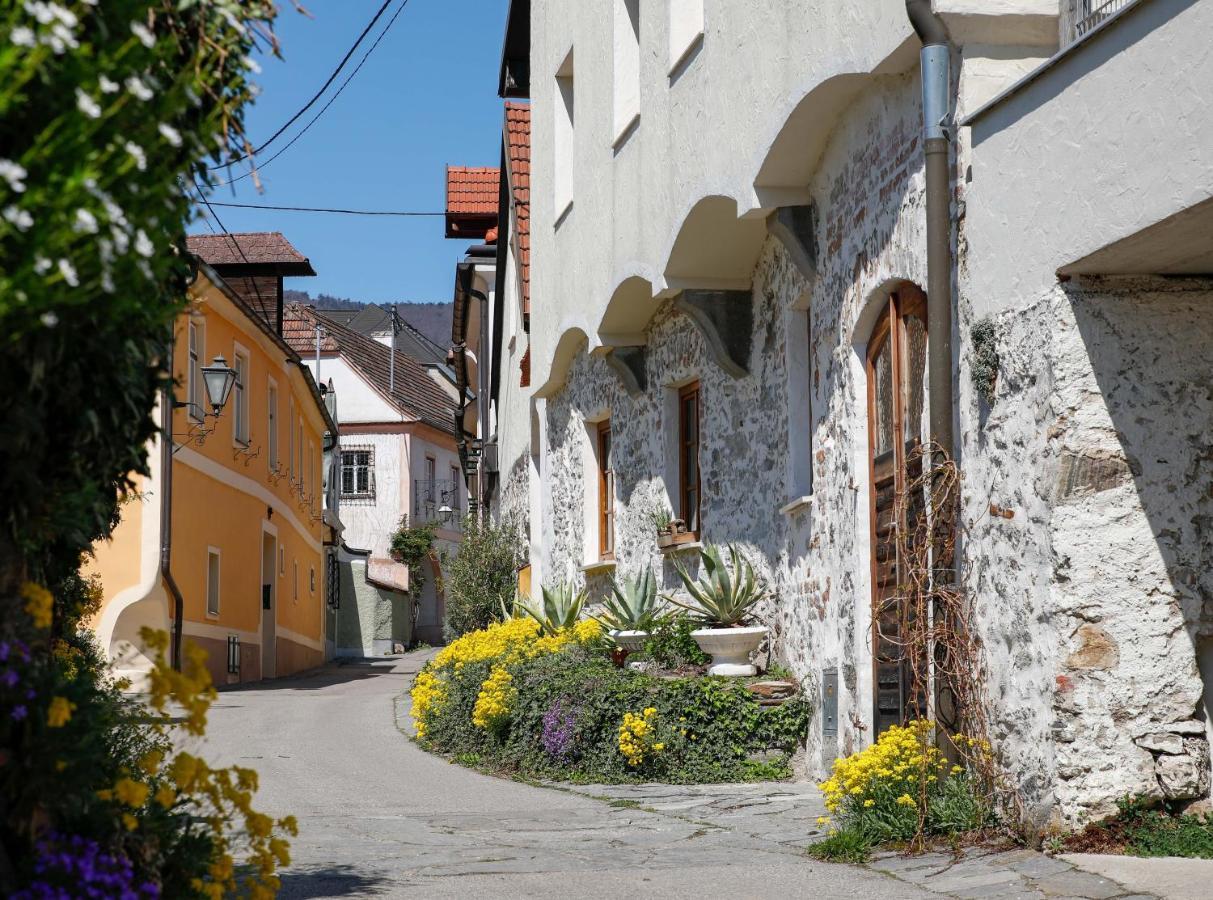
xmin=49 ymin=22 xmax=77 ymax=52
xmin=123 ymin=140 xmax=146 ymax=171
xmin=33 ymin=256 xmax=51 ymax=275
xmin=57 ymin=257 xmax=79 ymax=287
xmin=111 ymin=227 xmax=130 ymax=254
xmin=98 ymin=237 xmax=114 ymax=264
xmin=244 ymin=55 xmax=262 ymax=75
xmin=101 ymin=271 xmax=115 ymax=293
xmin=99 ymin=75 xmax=119 ymax=94
xmin=75 ymin=88 xmax=101 ymax=119
xmin=157 ymin=123 xmax=182 ymax=148
xmin=73 ymin=208 xmax=98 ymax=234
xmin=135 ymin=229 xmax=154 ymax=258
xmin=40 ymin=311 xmax=59 ymax=328
xmin=130 ymin=21 xmax=155 ymax=48
xmin=0 ymin=159 xmax=28 ymax=193
xmin=3 ymin=205 xmax=33 ymax=231
xmin=24 ymin=2 xmax=56 ymax=25
xmin=10 ymin=26 xmax=36 ymax=47
xmin=124 ymin=76 xmax=152 ymax=102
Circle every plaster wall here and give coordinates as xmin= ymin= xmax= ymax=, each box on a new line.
xmin=337 ymin=432 xmax=404 ymax=560
xmin=302 ymin=357 xmax=399 ymax=424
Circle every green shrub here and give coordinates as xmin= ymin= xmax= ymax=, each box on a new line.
xmin=442 ymin=516 xmax=525 ymax=639
xmin=412 ymin=620 xmax=810 ymax=785
xmin=808 ymin=828 xmax=874 ymax=863
xmin=641 ymin=614 xmax=709 ymax=669
xmin=1119 ymin=796 xmax=1213 ymax=859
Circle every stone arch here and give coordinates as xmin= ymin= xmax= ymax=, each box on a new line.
xmin=534 ymin=325 xmax=590 ymax=398
xmin=98 ymin=583 xmax=170 ymax=689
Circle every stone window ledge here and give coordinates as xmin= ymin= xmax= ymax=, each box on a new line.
xmin=658 ymin=540 xmax=704 ymax=555
xmin=779 ymin=495 xmax=813 ymax=516
xmin=580 ymin=559 xmax=617 ymax=574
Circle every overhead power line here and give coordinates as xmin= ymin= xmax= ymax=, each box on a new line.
xmin=212 ymin=0 xmax=412 ymax=187
xmin=206 ymin=201 xmax=444 ymax=217
xmin=223 ymin=0 xmax=398 ymax=167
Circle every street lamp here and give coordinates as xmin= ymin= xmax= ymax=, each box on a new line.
xmin=201 ymin=355 xmax=238 ymax=416
xmin=173 ymin=354 xmax=238 ymax=449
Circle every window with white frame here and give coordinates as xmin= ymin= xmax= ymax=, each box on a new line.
xmin=308 ymin=440 xmax=316 ymax=510
xmin=297 ymin=419 xmax=304 ymax=487
xmin=340 ymin=448 xmax=374 ymax=499
xmin=309 ymin=566 xmax=316 ymax=594
xmin=232 ymin=349 xmax=249 ymax=445
xmin=612 ymin=0 xmax=640 ymax=143
xmin=293 ymin=560 xmax=298 ymax=603
xmin=288 ymin=397 xmax=296 ymax=480
xmin=188 ymin=320 xmax=204 ymax=421
xmin=267 ymin=381 xmax=279 ymax=468
xmin=206 ymin=549 xmax=220 ymax=617
xmin=554 ymin=49 xmax=575 ymax=220
xmin=669 ymin=0 xmax=704 ymax=75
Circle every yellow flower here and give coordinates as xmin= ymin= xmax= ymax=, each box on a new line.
xmin=114 ymin=777 xmax=150 ymax=808
xmin=896 ymin=794 xmax=916 ymax=807
xmin=471 ymin=666 xmax=515 ymax=730
xmin=122 ymin=813 xmax=139 ymax=831
xmin=816 ymin=816 xmax=829 ymax=825
xmin=46 ymin=696 xmax=75 ymax=728
xmin=139 ymin=750 xmax=164 ymax=776
xmin=155 ymin=784 xmax=176 ymax=809
xmin=22 ymin=582 xmax=53 ymax=629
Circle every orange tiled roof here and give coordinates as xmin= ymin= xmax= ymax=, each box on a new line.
xmin=505 ymin=102 xmax=531 ymax=314
xmin=281 ymin=304 xmax=340 ymax=354
xmin=445 ymin=166 xmax=500 ymax=239
xmin=186 ymin=231 xmax=315 ymax=274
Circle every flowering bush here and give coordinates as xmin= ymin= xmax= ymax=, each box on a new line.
xmin=618 ymin=707 xmax=664 ymax=768
xmin=409 ymin=618 xmax=810 ymax=785
xmin=811 ymin=720 xmax=995 ymax=861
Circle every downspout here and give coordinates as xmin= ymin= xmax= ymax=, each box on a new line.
xmin=160 ymin=329 xmax=185 ymax=671
xmin=906 ymin=0 xmax=954 ymax=461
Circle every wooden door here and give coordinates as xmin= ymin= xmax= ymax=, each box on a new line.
xmin=866 ymin=286 xmax=928 ymax=734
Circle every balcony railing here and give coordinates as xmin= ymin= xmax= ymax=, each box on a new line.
xmin=413 ymin=478 xmax=463 ymax=528
xmin=1061 ymin=0 xmax=1139 ymax=46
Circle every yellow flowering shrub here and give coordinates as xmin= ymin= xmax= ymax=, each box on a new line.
xmin=410 ymin=616 xmax=602 ymax=738
xmin=813 ymin=719 xmax=996 ymax=854
xmin=618 ymin=707 xmax=663 ymax=767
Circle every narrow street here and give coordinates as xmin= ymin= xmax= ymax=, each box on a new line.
xmin=201 ymin=653 xmax=1162 ymax=900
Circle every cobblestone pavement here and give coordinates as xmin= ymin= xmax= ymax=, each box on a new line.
xmin=199 ymin=653 xmax=1160 ymax=899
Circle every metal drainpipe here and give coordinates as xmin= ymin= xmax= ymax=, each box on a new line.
xmin=159 ymin=332 xmax=185 ymax=671
xmin=906 ymin=0 xmax=954 ymax=461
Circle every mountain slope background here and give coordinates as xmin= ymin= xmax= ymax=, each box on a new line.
xmin=284 ymin=289 xmax=453 ymax=347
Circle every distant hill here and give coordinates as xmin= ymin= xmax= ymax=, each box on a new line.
xmin=283 ymin=290 xmax=453 ymax=347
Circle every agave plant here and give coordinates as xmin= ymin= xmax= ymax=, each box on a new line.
xmin=669 ymin=544 xmax=766 ymax=627
xmin=518 ymin=581 xmax=587 ymax=635
xmin=597 ymin=568 xmax=666 ymax=632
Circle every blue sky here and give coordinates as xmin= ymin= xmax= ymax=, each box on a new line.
xmin=198 ymin=1 xmax=508 ymax=303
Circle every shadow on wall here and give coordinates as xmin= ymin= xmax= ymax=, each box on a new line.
xmin=1062 ymin=276 xmax=1213 ymax=806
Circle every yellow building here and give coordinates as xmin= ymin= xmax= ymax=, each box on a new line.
xmin=92 ymin=233 xmax=340 ymax=686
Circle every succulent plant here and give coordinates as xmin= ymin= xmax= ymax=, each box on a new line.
xmin=597 ymin=568 xmax=666 ymax=632
xmin=668 ymin=543 xmax=766 ymax=627
xmin=518 ymin=581 xmax=588 ymax=635
xmin=650 ymin=504 xmax=673 ymax=533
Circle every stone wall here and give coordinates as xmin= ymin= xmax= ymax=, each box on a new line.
xmin=960 ymin=276 xmax=1213 ymax=824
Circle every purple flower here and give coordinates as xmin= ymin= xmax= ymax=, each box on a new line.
xmin=541 ymin=698 xmax=579 ymax=761
xmin=0 ymin=641 xmax=9 ymax=661
xmin=11 ymin=705 xmax=26 ymax=721
xmin=12 ymin=833 xmax=158 ymax=899
xmin=2 ymin=669 xmax=18 ymax=688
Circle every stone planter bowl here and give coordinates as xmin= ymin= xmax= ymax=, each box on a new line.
xmin=610 ymin=630 xmax=650 ymax=653
xmin=690 ymin=626 xmax=768 ymax=676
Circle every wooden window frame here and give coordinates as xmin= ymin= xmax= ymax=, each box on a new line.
xmin=187 ymin=320 xmax=204 ymax=422
xmin=678 ymin=381 xmax=701 ymax=537
xmin=597 ymin=419 xmax=615 ymax=559
xmin=232 ymin=347 xmax=250 ymax=447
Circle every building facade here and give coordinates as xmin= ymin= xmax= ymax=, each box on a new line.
xmin=92 ymin=244 xmax=339 ymax=688
xmin=285 ymin=304 xmax=464 ymax=650
xmin=500 ymin=0 xmax=1213 ymax=826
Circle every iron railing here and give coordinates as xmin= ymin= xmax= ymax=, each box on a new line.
xmin=1061 ymin=0 xmax=1138 ymax=46
xmin=413 ymin=478 xmax=463 ymax=528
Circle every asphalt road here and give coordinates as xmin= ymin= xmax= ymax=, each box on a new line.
xmin=199 ymin=653 xmax=938 ymax=899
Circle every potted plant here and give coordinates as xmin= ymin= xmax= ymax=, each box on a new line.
xmin=652 ymin=505 xmax=697 ymax=550
xmin=596 ymin=568 xmax=666 ymax=653
xmin=516 ymin=581 xmax=587 ymax=635
xmin=668 ymin=544 xmax=768 ymax=676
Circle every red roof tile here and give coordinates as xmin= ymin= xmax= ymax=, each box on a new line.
xmin=445 ymin=166 xmax=500 ymax=238
xmin=505 ymin=102 xmax=531 ymax=315
xmin=283 ymin=304 xmax=457 ymax=435
xmin=186 ymin=231 xmax=315 ymax=274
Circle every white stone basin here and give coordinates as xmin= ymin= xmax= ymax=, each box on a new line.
xmin=691 ymin=626 xmax=768 ymax=676
xmin=610 ymin=629 xmax=650 ymax=653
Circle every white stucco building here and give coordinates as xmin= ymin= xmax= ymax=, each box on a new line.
xmin=494 ymin=0 xmax=1213 ymax=826
xmin=284 ymin=305 xmax=465 ymax=650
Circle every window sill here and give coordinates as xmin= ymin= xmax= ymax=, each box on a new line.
xmin=668 ymin=30 xmax=704 ymax=81
xmin=779 ymin=495 xmax=813 ymax=516
xmin=554 ymin=199 xmax=574 ymax=230
xmin=206 ymin=611 xmax=220 ymax=621
xmin=659 ymin=540 xmax=703 ymax=555
xmin=580 ymin=558 xmax=617 ymax=574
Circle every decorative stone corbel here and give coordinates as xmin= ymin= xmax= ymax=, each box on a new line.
xmin=603 ymin=346 xmax=647 ymax=396
xmin=767 ymin=204 xmax=817 ymax=279
xmin=674 ymin=290 xmax=752 ymax=378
